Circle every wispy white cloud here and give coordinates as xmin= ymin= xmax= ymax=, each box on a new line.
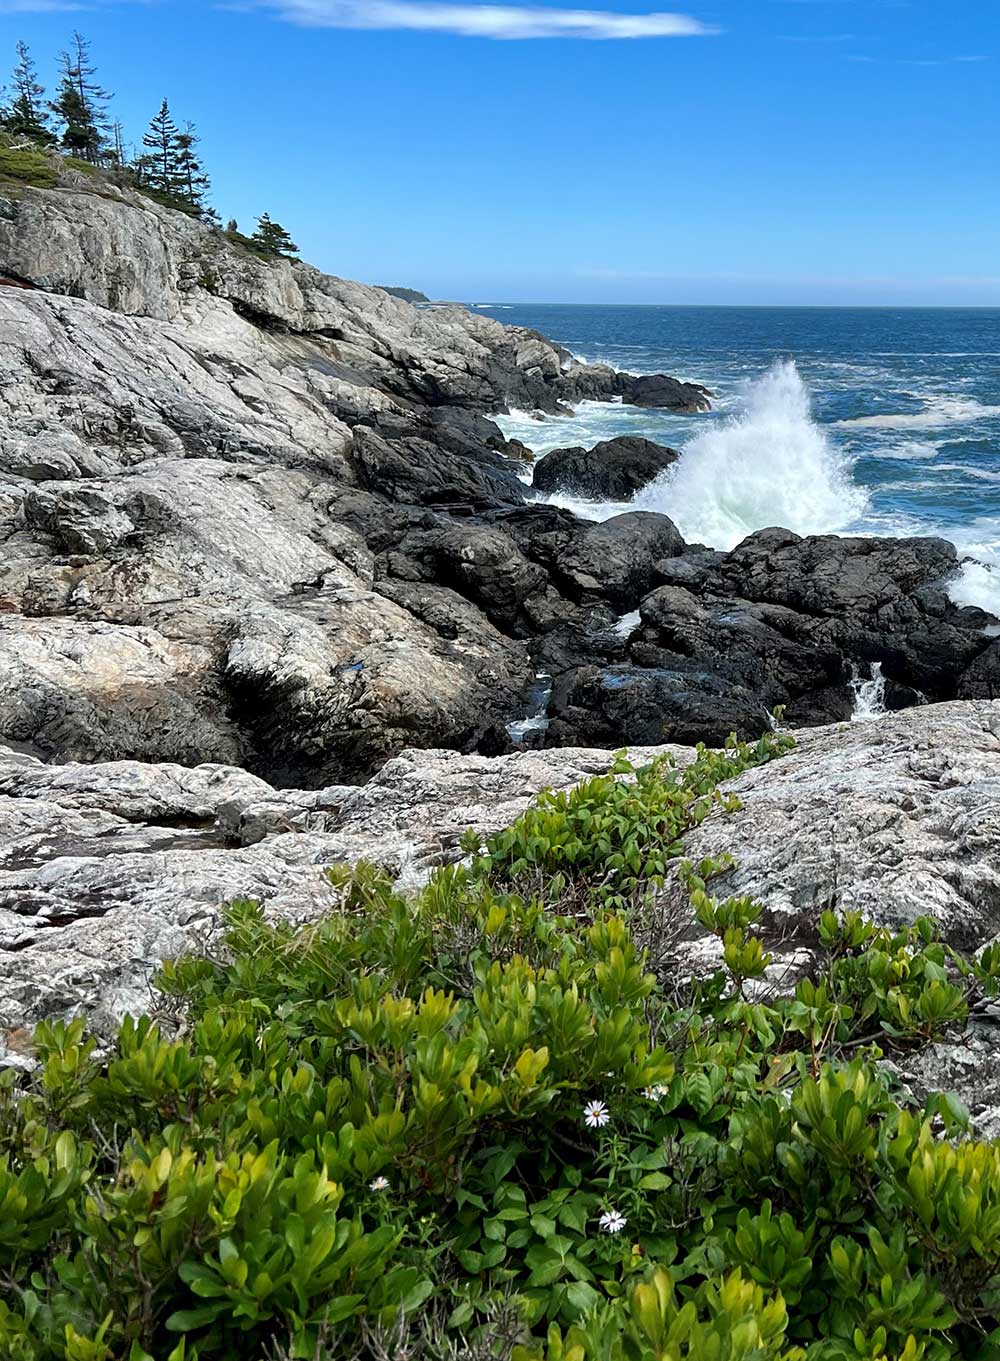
xmin=257 ymin=1 xmax=717 ymax=40
xmin=0 ymin=1 xmax=86 ymax=10
xmin=848 ymin=50 xmax=989 ymax=65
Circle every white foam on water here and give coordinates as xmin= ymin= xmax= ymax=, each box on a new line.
xmin=866 ymin=440 xmax=940 ymax=461
xmin=500 ymin=400 xmax=646 ymax=456
xmin=949 ymin=559 xmax=1000 ymax=616
xmin=506 ymin=673 xmax=554 ymax=744
xmin=836 ymin=397 xmax=1000 ymax=431
xmin=538 ymin=488 xmax=633 ymax=521
xmin=613 ymin=609 xmax=642 ymax=639
xmin=850 ymin=663 xmax=887 ymax=722
xmin=635 ymin=360 xmax=869 ymax=550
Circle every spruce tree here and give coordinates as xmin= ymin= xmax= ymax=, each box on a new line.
xmin=50 ymin=33 xmax=111 ymax=163
xmin=250 ymin=213 xmax=299 ymax=258
xmin=140 ymin=98 xmax=182 ymax=202
xmin=174 ymin=121 xmax=211 ymax=217
xmin=4 ymin=42 xmax=55 ymax=145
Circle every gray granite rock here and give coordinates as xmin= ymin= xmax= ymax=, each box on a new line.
xmin=4 ymin=703 xmax=1000 ymax=1055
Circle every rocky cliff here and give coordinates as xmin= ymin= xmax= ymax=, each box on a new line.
xmin=0 ymin=164 xmax=997 ymax=795
xmin=0 ymin=166 xmax=719 ymax=786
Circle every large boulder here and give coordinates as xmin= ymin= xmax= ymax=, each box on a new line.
xmin=548 ymin=663 xmax=773 ymax=748
xmin=674 ymin=700 xmax=1000 ymax=951
xmin=722 ymin=529 xmax=959 ymax=618
xmin=416 ymin=524 xmax=548 ymax=631
xmin=618 ymin=373 xmax=713 ymax=412
xmin=350 ymin=426 xmax=526 ymax=509
xmin=636 ymin=588 xmax=852 ymax=723
xmin=532 ymin=436 xmax=680 ymax=501
xmin=558 ymin=511 xmax=686 ymax=609
xmin=716 ymin=529 xmax=994 ymax=704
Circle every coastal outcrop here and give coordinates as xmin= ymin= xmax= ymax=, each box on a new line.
xmin=532 ymin=435 xmax=681 ymax=500
xmin=1 ymin=164 xmax=997 ymax=788
xmin=0 ymin=170 xmax=711 ymax=781
xmin=3 ymin=702 xmax=1000 ymax=1049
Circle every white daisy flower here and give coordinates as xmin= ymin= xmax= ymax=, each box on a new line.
xmin=643 ymin=1084 xmax=668 ymax=1100
xmin=369 ymin=1176 xmax=390 ymax=1192
xmin=583 ymin=1099 xmax=610 ymax=1129
xmin=599 ymin=1210 xmax=627 ymax=1234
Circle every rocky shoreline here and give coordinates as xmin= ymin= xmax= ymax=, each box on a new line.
xmin=2 ymin=169 xmax=998 ymax=794
xmin=4 ymin=700 xmax=1000 ymax=1134
xmin=2 ymin=166 xmax=1000 ymax=1045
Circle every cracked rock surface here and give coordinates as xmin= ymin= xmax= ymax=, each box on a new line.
xmin=3 ymin=703 xmax=1000 ymax=1052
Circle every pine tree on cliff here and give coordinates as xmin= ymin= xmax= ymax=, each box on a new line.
xmin=3 ymin=42 xmax=55 ymax=145
xmin=50 ymin=33 xmax=111 ymax=163
xmin=139 ymin=99 xmax=183 ymax=203
xmin=250 ymin=214 xmax=299 ymax=259
xmin=174 ymin=122 xmax=211 ymax=217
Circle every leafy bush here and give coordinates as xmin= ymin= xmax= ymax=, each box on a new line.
xmin=3 ymin=732 xmax=999 ymax=1359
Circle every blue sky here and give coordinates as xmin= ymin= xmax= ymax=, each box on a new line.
xmin=1 ymin=0 xmax=997 ymax=304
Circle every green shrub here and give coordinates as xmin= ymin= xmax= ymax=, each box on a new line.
xmin=2 ymin=732 xmax=998 ymax=1359
xmin=0 ymin=141 xmax=58 ymax=188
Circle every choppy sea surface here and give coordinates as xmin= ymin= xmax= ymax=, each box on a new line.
xmin=486 ymin=305 xmax=1000 ymax=614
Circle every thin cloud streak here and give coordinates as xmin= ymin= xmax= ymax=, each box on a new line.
xmin=0 ymin=1 xmax=85 ymax=10
xmin=259 ymin=1 xmax=717 ymax=40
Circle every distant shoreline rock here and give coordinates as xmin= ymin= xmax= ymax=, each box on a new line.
xmin=532 ymin=435 xmax=681 ymax=500
xmin=375 ymin=285 xmax=431 ymax=304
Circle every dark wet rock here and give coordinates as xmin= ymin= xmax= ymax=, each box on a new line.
xmin=717 ymin=530 xmax=992 ymax=706
xmin=416 ymin=524 xmax=548 ymax=631
xmin=558 ymin=511 xmax=686 ymax=609
xmin=652 ymin=550 xmax=726 ymax=592
xmin=722 ymin=530 xmax=958 ymax=618
xmin=959 ymin=640 xmax=1000 ymax=700
xmin=548 ymin=663 xmax=772 ymax=748
xmin=532 ymin=436 xmax=680 ymax=501
xmin=350 ymin=425 xmax=526 ymax=509
xmin=529 ymin=606 xmax=631 ymax=676
xmin=484 ymin=504 xmax=581 ymax=574
xmin=617 ymin=373 xmax=712 ymax=412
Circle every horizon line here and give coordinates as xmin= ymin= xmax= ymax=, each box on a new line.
xmin=418 ymin=300 xmax=1000 ymax=311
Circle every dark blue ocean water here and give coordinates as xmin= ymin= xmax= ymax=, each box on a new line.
xmin=487 ymin=305 xmax=1000 ymax=611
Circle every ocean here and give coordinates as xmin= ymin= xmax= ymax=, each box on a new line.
xmin=487 ymin=305 xmax=1000 ymax=616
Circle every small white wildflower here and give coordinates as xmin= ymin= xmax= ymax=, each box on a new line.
xmin=369 ymin=1176 xmax=390 ymax=1192
xmin=599 ymin=1210 xmax=627 ymax=1235
xmin=643 ymin=1084 xmax=668 ymax=1101
xmin=583 ymin=1099 xmax=610 ymax=1129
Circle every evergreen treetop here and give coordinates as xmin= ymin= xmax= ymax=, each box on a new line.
xmin=141 ymin=97 xmax=180 ymax=194
xmin=3 ymin=41 xmax=55 ymax=146
xmin=135 ymin=101 xmax=212 ymax=218
xmin=251 ymin=213 xmax=299 ymax=259
xmin=50 ymin=32 xmax=110 ymax=163
xmin=174 ymin=121 xmax=211 ymax=217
